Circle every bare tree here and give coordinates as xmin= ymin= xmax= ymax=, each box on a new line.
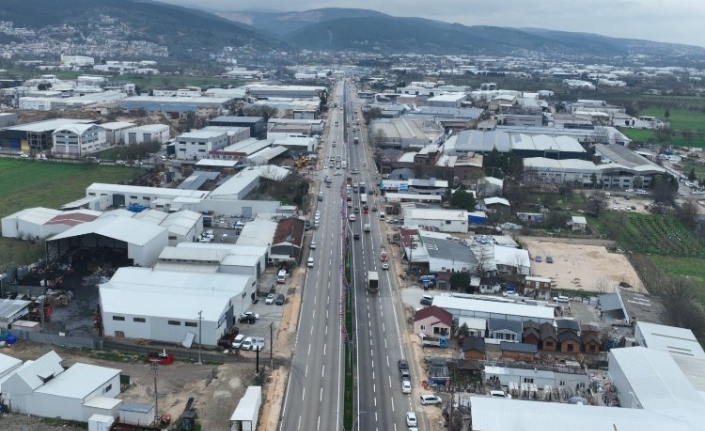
xmin=472 ymin=245 xmax=494 ymax=279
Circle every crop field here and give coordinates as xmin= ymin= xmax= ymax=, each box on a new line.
xmin=122 ymin=74 xmax=240 ymax=92
xmin=0 ymin=159 xmax=141 ymax=218
xmin=609 ymin=213 xmax=705 ymax=257
xmin=641 ymin=108 xmax=705 ymax=131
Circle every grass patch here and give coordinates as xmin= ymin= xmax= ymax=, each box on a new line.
xmin=641 ymin=109 xmax=705 ymax=131
xmin=123 ymin=74 xmax=240 ymax=93
xmin=0 ymin=159 xmax=141 ymax=219
xmin=650 ymin=256 xmax=705 ymax=284
xmin=619 ymin=128 xmax=656 ymax=143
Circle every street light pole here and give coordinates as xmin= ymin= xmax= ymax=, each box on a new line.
xmin=197 ymin=310 xmax=203 ymax=365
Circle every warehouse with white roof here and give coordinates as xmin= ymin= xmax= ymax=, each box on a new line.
xmin=100 ymin=268 xmax=255 ymax=346
xmin=47 ymin=216 xmax=168 ymax=267
xmin=155 ymin=243 xmax=268 ymax=278
xmin=634 ymin=321 xmax=705 ymax=359
xmin=432 ymin=294 xmax=555 ymax=324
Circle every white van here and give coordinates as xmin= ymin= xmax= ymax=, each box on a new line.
xmin=553 ymin=295 xmax=570 ymax=303
xmin=307 ymin=257 xmax=314 ymax=268
xmin=232 ymin=334 xmax=245 ymax=349
xmin=276 ymin=270 xmax=287 ymax=284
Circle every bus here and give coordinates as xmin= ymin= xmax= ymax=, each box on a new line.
xmin=368 ymin=271 xmax=379 ymax=293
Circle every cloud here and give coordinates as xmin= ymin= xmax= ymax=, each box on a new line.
xmin=159 ymin=0 xmax=705 ymax=46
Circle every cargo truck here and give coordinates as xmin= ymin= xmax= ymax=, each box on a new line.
xmin=368 ymin=271 xmax=379 ymax=293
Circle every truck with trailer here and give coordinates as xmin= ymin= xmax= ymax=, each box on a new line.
xmin=367 ymin=271 xmax=379 ymax=293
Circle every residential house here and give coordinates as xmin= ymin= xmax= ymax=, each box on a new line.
xmin=500 ymin=341 xmax=538 ymax=362
xmin=524 ymin=276 xmax=553 ymax=300
xmin=414 ymin=306 xmax=453 ymax=336
xmin=435 ymin=271 xmax=451 ymax=290
xmin=567 ymin=216 xmax=587 ymax=232
xmin=52 ymin=123 xmax=106 ymax=158
xmin=480 ymin=197 xmax=511 ymax=215
xmin=522 ymin=321 xmax=541 ymax=346
xmin=488 ymin=319 xmax=522 ymax=343
xmin=556 ymin=319 xmax=581 ymax=335
xmin=462 ymin=336 xmax=486 ymax=360
xmin=539 ymin=322 xmax=558 ymax=351
xmin=458 ymin=317 xmax=487 ymax=338
xmin=478 ymin=277 xmax=502 ymax=294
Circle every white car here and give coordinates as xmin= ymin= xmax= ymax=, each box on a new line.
xmin=381 ymin=263 xmax=389 ymax=270
xmin=406 ymin=412 xmax=417 ymax=427
xmin=420 ymin=394 xmax=443 ymax=405
xmin=265 ymin=293 xmax=276 ymax=304
xmin=315 ymin=211 xmax=321 ymax=218
xmin=401 ymin=379 xmax=412 ymax=394
xmin=241 ymin=311 xmax=260 ymax=320
xmin=334 ymin=171 xmax=342 ymax=176
xmin=349 ymin=214 xmax=356 ymax=222
xmin=307 ymin=257 xmax=314 ymax=268
xmin=310 ymin=241 xmax=316 ymax=249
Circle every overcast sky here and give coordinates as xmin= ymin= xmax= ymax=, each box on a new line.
xmin=159 ymin=0 xmax=705 ymax=47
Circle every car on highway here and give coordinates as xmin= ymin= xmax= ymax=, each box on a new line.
xmin=420 ymin=394 xmax=443 ymax=405
xmin=401 ymin=379 xmax=412 ymax=394
xmin=310 ymin=241 xmax=316 ymax=249
xmin=307 ymin=257 xmax=314 ymax=268
xmin=334 ymin=171 xmax=342 ymax=176
xmin=275 ymin=294 xmax=286 ymax=305
xmin=406 ymin=412 xmax=417 ymax=427
xmin=398 ymin=360 xmax=409 ymax=372
xmin=332 ymin=141 xmax=337 ymax=147
xmin=351 ymin=169 xmax=359 ymax=174
xmin=354 ymin=207 xmax=360 ymax=213
xmin=265 ymin=293 xmax=276 ymax=305
xmin=381 ymin=263 xmax=389 ymax=270
xmin=349 ymin=214 xmax=356 ymax=222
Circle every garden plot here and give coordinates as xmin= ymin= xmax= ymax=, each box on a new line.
xmin=619 ymin=214 xmax=705 ymax=257
xmin=520 ymin=237 xmax=644 ymax=293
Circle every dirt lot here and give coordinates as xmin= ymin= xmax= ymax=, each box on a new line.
xmin=519 ymin=237 xmax=644 ymax=293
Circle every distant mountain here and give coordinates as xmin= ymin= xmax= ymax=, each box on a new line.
xmin=214 ymin=8 xmax=387 ymax=36
xmin=0 ymin=0 xmax=289 ymax=60
xmin=225 ymin=7 xmax=705 ymax=60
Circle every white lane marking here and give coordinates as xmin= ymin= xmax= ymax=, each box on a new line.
xmin=322 ymin=365 xmax=325 ymax=378
xmin=386 ymin=356 xmax=389 ymax=367
xmin=372 ymin=371 xmax=375 ymax=380
xmin=384 ymin=339 xmax=388 ymax=349
xmin=313 ymin=309 xmax=316 ymax=319
xmin=373 ymin=384 xmax=376 ymax=393
xmin=324 ymin=343 xmax=327 ymax=356
xmin=326 ymin=325 xmax=328 ymax=335
xmin=308 ymin=344 xmax=311 ymax=355
xmin=305 ymin=364 xmax=308 ymax=378
xmin=388 ymin=375 xmax=392 ymax=388
xmin=382 ymin=323 xmax=385 ymax=332
xmin=302 ymin=387 xmax=305 ymax=401
xmin=297 ymin=416 xmax=301 ymax=431
xmin=317 ymin=415 xmax=321 ymax=431
xmin=320 ymin=387 xmax=323 ymax=402
xmin=311 ymin=326 xmax=314 ymax=335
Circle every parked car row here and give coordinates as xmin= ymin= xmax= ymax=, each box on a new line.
xmin=265 ymin=293 xmax=287 ymax=305
xmin=231 ymin=334 xmax=265 ymax=351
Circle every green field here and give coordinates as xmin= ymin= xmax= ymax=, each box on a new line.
xmin=641 ymin=109 xmax=705 ymax=131
xmin=650 ymin=256 xmax=705 ymax=285
xmin=0 ymin=159 xmax=141 ymax=218
xmin=0 ymin=159 xmax=142 ymax=268
xmin=619 ymin=109 xmax=705 ymax=147
xmin=123 ymin=74 xmax=240 ymax=93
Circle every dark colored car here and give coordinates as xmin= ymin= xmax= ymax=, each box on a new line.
xmin=398 ymin=359 xmax=409 ymax=372
xmin=239 ymin=315 xmax=256 ymax=324
xmin=275 ymin=294 xmax=286 ymax=305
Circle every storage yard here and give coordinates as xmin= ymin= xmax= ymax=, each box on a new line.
xmin=519 ymin=237 xmax=644 ymax=293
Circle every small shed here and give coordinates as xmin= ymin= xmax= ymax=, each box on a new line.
xmin=500 ymin=341 xmax=537 ymax=362
xmin=462 ymin=336 xmax=486 ymax=360
xmin=568 ymin=216 xmax=587 ymax=232
xmin=230 ymin=386 xmax=262 ymax=431
xmin=118 ymin=402 xmax=154 ymax=426
xmin=539 ymin=322 xmax=558 ymax=351
xmin=88 ymin=414 xmax=115 ymax=431
xmin=582 ymin=332 xmax=602 ymax=354
xmin=522 ymin=321 xmax=540 ymax=346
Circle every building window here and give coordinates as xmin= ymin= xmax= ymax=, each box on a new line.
xmin=112 ymin=316 xmax=125 ymax=321
xmin=104 ymin=384 xmax=112 ymax=393
xmin=523 ymin=378 xmax=534 ymax=383
xmin=168 ymin=236 xmax=177 ymax=240
xmin=420 ymin=324 xmax=426 ymax=331
xmin=133 ymin=317 xmax=146 ymax=323
xmin=185 ymin=322 xmax=197 ymax=327
xmin=559 ymin=380 xmax=565 ymax=386
xmin=168 ymin=320 xmax=181 ymax=326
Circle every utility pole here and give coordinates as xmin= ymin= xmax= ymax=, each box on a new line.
xmin=270 ymin=322 xmax=274 ymax=371
xmin=151 ymin=362 xmax=159 ymax=425
xmin=197 ymin=310 xmax=203 ymax=365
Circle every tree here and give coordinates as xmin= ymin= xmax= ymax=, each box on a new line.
xmin=676 ymin=200 xmax=699 ymax=230
xmin=450 ymin=189 xmax=476 ymax=212
xmin=651 ymin=174 xmax=678 ymax=204
xmin=450 ymin=272 xmax=471 ymax=292
xmin=243 ymin=104 xmax=279 ymax=123
xmin=373 ymin=129 xmax=388 ymax=149
xmin=633 ymin=176 xmax=644 ymax=190
xmin=472 ymin=246 xmax=494 ymax=279
xmin=688 ymin=168 xmax=697 ymax=182
xmin=224 ymin=100 xmax=245 ymax=116
xmin=590 ymin=172 xmax=598 ymax=188
xmin=664 ymin=109 xmax=670 ymax=119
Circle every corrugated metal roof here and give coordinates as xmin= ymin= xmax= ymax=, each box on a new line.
xmin=433 ymin=295 xmax=554 ymax=321
xmin=636 ymin=321 xmax=705 ymax=359
xmin=35 ymin=363 xmax=120 ymax=399
xmin=470 ymin=396 xmax=697 ymax=431
xmin=49 ymin=216 xmax=167 ymax=247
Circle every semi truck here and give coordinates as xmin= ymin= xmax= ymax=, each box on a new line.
xmin=368 ymin=271 xmax=379 ymax=293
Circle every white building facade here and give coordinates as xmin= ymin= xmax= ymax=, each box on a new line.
xmin=52 ymin=124 xmax=106 ymax=157
xmin=404 ymin=208 xmax=468 ymax=233
xmin=176 ymin=130 xmax=229 ymax=160
xmin=124 ymin=124 xmax=170 ymax=145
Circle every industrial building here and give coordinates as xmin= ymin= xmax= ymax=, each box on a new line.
xmin=209 ymin=116 xmax=266 ymax=139
xmin=0 ymin=118 xmax=95 ymax=152
xmin=425 ymin=93 xmax=468 ymax=108
xmin=0 ymin=350 xmax=122 ymax=422
xmin=52 ymin=123 xmax=107 ymax=158
xmin=523 ymin=158 xmax=599 ymax=187
xmin=155 ymin=243 xmax=268 ymax=278
xmin=209 ymin=165 xmax=290 ymax=200
xmin=47 ymin=216 xmax=168 ymax=267
xmin=246 ymin=84 xmax=326 ymax=99
xmin=445 ymin=130 xmax=587 ymax=160
xmin=119 ymin=96 xmax=230 ymax=118
xmin=201 ymin=125 xmax=251 ymax=145
xmin=99 ymin=268 xmax=256 ymax=346
xmin=124 ymin=124 xmax=170 ymax=145
xmin=432 ymin=294 xmax=555 ymax=324
xmin=633 ymin=321 xmax=705 ymax=360
xmin=99 ymin=121 xmax=135 ymax=146
xmin=371 ymin=118 xmax=445 ymax=150
xmin=175 ymin=129 xmax=229 ymax=160
xmin=209 ymin=138 xmax=274 ymax=161
xmin=86 ymin=183 xmax=209 ymax=210
xmin=1 ymin=207 xmax=101 ymax=239
xmin=594 ymin=144 xmax=667 ymax=189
